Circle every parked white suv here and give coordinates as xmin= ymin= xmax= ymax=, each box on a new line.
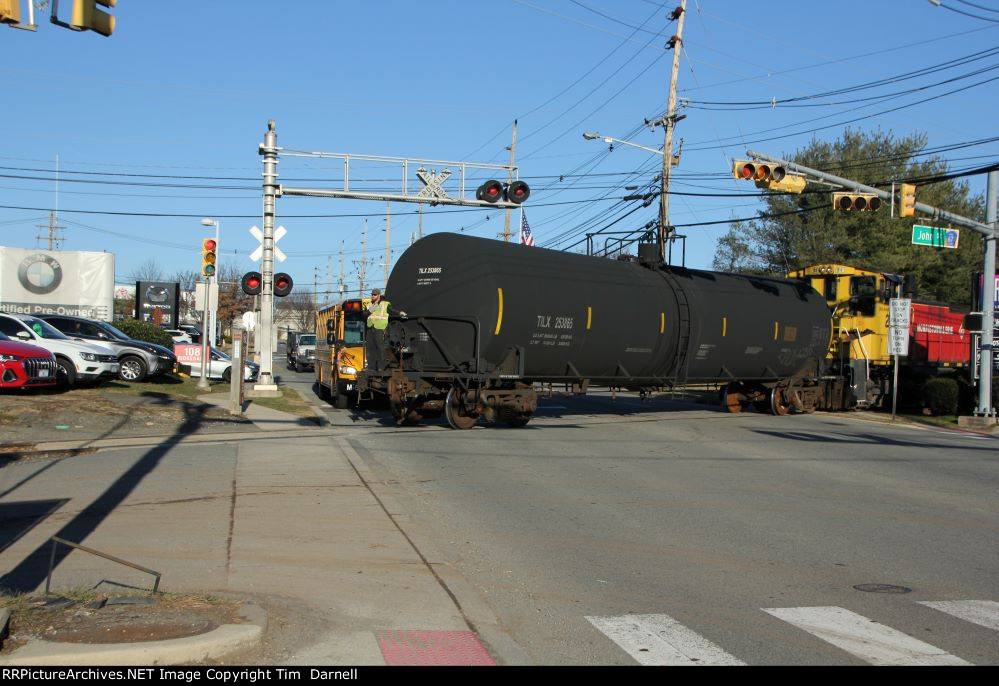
xmin=0 ymin=314 xmax=120 ymax=387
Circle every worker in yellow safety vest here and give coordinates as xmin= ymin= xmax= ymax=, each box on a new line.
xmin=364 ymin=288 xmax=406 ymax=370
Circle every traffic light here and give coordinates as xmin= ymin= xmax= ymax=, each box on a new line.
xmin=899 ymin=183 xmax=916 ymax=218
xmin=507 ymin=180 xmax=531 ymax=204
xmin=71 ymin=0 xmax=116 ymax=36
xmin=274 ymin=273 xmax=294 ymax=298
xmin=201 ymin=238 xmax=218 ymax=278
xmin=732 ymin=159 xmax=786 ymax=183
xmin=732 ymin=159 xmax=806 ymax=193
xmin=832 ymin=193 xmax=882 ymax=212
xmin=476 ymin=180 xmax=504 ymax=203
xmin=240 ymin=271 xmax=262 ymax=296
xmin=1 ymin=0 xmax=21 ymax=25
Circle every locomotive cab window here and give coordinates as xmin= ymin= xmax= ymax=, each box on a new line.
xmin=849 ymin=276 xmax=877 ymax=316
xmin=823 ymin=277 xmax=838 ymax=302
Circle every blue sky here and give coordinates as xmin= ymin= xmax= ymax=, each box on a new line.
xmin=2 ymin=0 xmax=997 ymax=301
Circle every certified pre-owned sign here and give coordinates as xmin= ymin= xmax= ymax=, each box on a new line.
xmin=17 ymin=253 xmax=64 ymax=295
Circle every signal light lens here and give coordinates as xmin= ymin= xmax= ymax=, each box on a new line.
xmin=739 ymin=163 xmax=754 ymax=179
xmin=753 ymin=164 xmax=771 ymax=181
xmin=203 ymin=239 xmax=217 ymax=251
xmin=771 ymin=166 xmax=786 ymax=182
xmin=868 ymin=197 xmax=882 ymax=211
xmin=241 ymin=271 xmax=262 ymax=295
xmin=274 ymin=272 xmax=294 ymax=298
xmin=476 ymin=180 xmax=504 ymax=203
xmin=507 ymin=180 xmax=531 ymax=204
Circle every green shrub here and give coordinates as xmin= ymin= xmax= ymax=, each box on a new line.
xmin=922 ymin=377 xmax=960 ymax=416
xmin=114 ymin=319 xmax=175 ymax=348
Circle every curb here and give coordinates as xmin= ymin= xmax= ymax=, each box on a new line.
xmin=0 ymin=604 xmax=266 ymax=666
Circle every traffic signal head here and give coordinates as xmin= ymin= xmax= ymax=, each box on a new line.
xmin=732 ymin=159 xmax=787 ymax=184
xmin=274 ymin=273 xmax=294 ymax=298
xmin=71 ymin=0 xmax=116 ymax=37
xmin=1 ymin=0 xmax=22 ymax=25
xmin=476 ymin=180 xmax=504 ymax=203
xmin=201 ymin=238 xmax=218 ymax=277
xmin=832 ymin=192 xmax=882 ymax=212
xmin=899 ymin=183 xmax=916 ymax=218
xmin=240 ymin=271 xmax=262 ymax=296
xmin=507 ymin=180 xmax=531 ymax=204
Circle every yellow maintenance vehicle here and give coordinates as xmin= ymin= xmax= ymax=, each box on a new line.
xmin=315 ymin=298 xmax=369 ymax=408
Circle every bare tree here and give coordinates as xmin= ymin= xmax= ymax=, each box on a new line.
xmin=128 ymin=258 xmax=165 ymax=282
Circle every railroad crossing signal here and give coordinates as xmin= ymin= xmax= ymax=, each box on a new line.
xmin=201 ymin=237 xmax=218 ymax=277
xmin=249 ymin=225 xmax=287 ymax=263
xmin=732 ymin=159 xmax=807 ymax=193
xmin=832 ymin=192 xmax=882 ymax=212
xmin=71 ymin=0 xmax=116 ymax=36
xmin=899 ymin=183 xmax=917 ymax=218
xmin=240 ymin=271 xmax=262 ymax=296
xmin=273 ymin=273 xmax=294 ymax=298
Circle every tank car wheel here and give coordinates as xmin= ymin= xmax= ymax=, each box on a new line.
xmin=506 ymin=414 xmax=532 ymax=428
xmin=445 ymin=388 xmax=478 ymax=430
xmin=769 ymin=386 xmax=792 ymax=416
xmin=721 ymin=382 xmax=744 ymax=413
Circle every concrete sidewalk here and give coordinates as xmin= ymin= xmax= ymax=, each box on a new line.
xmin=0 ymin=400 xmax=511 ymax=665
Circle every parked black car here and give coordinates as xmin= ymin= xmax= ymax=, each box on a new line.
xmin=39 ymin=314 xmax=177 ymax=382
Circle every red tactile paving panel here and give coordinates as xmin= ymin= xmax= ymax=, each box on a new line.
xmin=376 ymin=629 xmax=497 ymax=666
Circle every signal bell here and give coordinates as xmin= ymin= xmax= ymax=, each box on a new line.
xmin=832 ymin=192 xmax=882 ymax=212
xmin=241 ymin=271 xmax=262 ymax=296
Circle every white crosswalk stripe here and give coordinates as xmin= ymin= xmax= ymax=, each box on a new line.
xmin=588 ymin=601 xmax=996 ymax=665
xmin=762 ymin=606 xmax=971 ymax=666
xmin=919 ymin=600 xmax=999 ymax=632
xmin=585 ymin=613 xmax=746 ymax=666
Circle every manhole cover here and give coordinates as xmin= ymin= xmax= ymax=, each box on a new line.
xmin=853 ymin=584 xmax=912 ymax=594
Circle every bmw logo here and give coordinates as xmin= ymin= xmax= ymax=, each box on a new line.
xmin=17 ymin=254 xmax=63 ymax=295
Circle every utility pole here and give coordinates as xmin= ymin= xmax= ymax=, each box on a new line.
xmin=981 ymin=171 xmax=997 ymax=417
xmin=35 ymin=211 xmax=65 ymax=250
xmin=503 ymin=120 xmax=518 ymax=242
xmin=384 ymin=203 xmax=391 ymax=288
xmin=418 ymin=204 xmax=423 ymax=241
xmin=339 ymin=241 xmax=345 ymax=300
xmin=358 ymin=220 xmax=368 ymax=297
xmin=658 ymin=1 xmax=687 ymax=263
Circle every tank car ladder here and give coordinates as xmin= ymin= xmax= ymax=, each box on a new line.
xmin=660 ymin=269 xmax=692 ymax=393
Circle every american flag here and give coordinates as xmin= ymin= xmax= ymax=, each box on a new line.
xmin=519 ymin=212 xmax=535 ymax=246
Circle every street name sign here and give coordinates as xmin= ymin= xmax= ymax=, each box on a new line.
xmin=911 ymin=225 xmax=960 ymax=249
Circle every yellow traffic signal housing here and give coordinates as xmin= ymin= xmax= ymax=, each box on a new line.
xmin=899 ymin=183 xmax=916 ymax=218
xmin=0 ymin=0 xmax=21 ymax=25
xmin=832 ymin=192 xmax=882 ymax=212
xmin=71 ymin=0 xmax=116 ymax=37
xmin=732 ymin=159 xmax=787 ymax=183
xmin=201 ymin=238 xmax=218 ymax=278
xmin=758 ymin=175 xmax=807 ymax=194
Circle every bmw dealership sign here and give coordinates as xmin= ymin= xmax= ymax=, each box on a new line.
xmin=0 ymin=246 xmax=114 ymax=319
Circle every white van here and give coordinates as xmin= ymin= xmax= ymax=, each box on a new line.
xmin=0 ymin=314 xmax=120 ymax=387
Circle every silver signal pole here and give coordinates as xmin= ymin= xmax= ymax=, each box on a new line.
xmin=255 ymin=120 xmax=279 ymax=394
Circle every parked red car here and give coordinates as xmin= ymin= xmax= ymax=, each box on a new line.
xmin=0 ymin=330 xmax=58 ymax=389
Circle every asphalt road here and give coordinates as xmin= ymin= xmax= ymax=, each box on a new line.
xmin=277 ymin=353 xmax=999 ymax=666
